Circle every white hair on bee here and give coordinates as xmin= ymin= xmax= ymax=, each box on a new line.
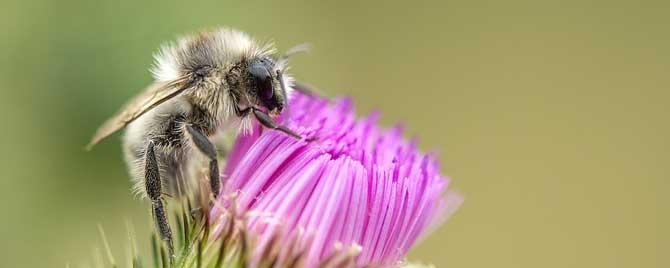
xmin=281 ymin=74 xmax=296 ymax=101
xmin=151 ymin=43 xmax=180 ymax=82
xmin=151 ymin=28 xmax=276 ymax=82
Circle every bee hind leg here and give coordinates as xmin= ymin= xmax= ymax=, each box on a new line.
xmin=144 ymin=141 xmax=174 ymax=258
xmin=185 ymin=125 xmax=220 ymax=198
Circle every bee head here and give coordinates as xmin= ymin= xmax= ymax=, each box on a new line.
xmin=246 ymin=57 xmax=286 ymax=116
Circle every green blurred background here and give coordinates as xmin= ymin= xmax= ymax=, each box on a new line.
xmin=1 ymin=0 xmax=667 ymax=267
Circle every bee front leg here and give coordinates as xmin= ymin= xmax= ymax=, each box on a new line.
xmin=144 ymin=141 xmax=174 ymax=258
xmin=252 ymin=107 xmax=303 ymax=139
xmin=185 ymin=125 xmax=220 ymax=198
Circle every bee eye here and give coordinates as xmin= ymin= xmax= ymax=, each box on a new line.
xmin=247 ymin=60 xmax=274 ymax=100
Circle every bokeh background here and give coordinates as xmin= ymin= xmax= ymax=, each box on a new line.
xmin=1 ymin=0 xmax=667 ymax=267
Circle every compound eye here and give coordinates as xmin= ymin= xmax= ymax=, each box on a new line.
xmin=247 ymin=60 xmax=274 ymax=100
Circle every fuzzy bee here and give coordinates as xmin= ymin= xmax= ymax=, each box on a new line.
xmin=87 ymin=28 xmax=308 ymax=253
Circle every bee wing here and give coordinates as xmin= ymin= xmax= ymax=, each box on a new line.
xmin=86 ymin=78 xmax=189 ymax=150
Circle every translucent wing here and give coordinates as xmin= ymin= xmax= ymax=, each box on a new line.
xmin=86 ymin=78 xmax=189 ymax=150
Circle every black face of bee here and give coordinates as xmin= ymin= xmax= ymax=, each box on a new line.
xmin=247 ymin=57 xmax=284 ymax=114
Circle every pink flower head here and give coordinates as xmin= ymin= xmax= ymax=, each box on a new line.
xmin=212 ymin=92 xmax=461 ymax=267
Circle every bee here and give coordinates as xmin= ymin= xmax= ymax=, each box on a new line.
xmin=86 ymin=27 xmax=308 ymax=253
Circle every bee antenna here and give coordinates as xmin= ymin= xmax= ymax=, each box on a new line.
xmin=276 ymin=43 xmax=311 ymax=67
xmin=276 ymin=69 xmax=291 ymax=118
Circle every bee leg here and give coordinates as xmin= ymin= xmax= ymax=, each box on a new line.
xmin=252 ymin=107 xmax=303 ymax=139
xmin=144 ymin=141 xmax=174 ymax=258
xmin=185 ymin=125 xmax=220 ymax=198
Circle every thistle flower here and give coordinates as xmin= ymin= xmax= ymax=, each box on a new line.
xmin=211 ymin=92 xmax=462 ymax=267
